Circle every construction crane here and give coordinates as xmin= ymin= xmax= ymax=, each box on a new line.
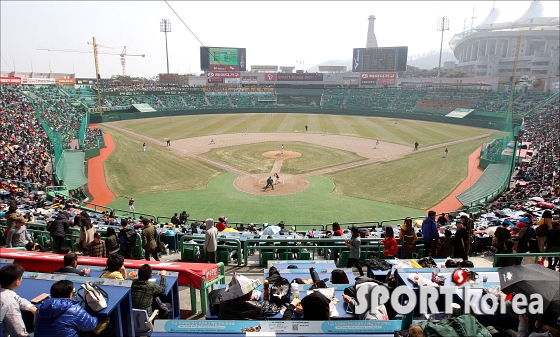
xmin=38 ymin=43 xmax=145 ymax=77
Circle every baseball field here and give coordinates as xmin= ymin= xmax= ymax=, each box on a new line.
xmin=95 ymin=113 xmax=500 ymax=225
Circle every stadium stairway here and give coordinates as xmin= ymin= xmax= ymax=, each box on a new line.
xmin=456 ymin=163 xmax=510 ymax=207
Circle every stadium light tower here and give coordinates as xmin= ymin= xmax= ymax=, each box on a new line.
xmin=436 ymin=16 xmax=449 ymax=79
xmin=160 ymin=19 xmax=171 ymax=74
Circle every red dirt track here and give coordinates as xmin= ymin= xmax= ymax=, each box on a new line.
xmin=431 ymin=146 xmax=484 ymax=213
xmin=87 ymin=131 xmax=116 ymax=207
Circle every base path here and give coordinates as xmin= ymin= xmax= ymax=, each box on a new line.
xmin=431 ymin=146 xmax=484 ymax=213
xmin=86 ymin=132 xmax=116 ymax=207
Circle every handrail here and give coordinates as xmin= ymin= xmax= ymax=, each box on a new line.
xmin=493 ymin=252 xmax=560 ymax=267
xmin=179 ymin=235 xmax=243 ymax=266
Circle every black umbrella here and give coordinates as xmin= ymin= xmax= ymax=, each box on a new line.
xmin=499 ymin=264 xmax=560 ymax=329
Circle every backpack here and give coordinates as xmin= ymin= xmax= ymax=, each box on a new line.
xmin=402 ymin=225 xmax=417 ymax=254
xmin=78 ymin=282 xmax=108 ymax=312
xmin=417 ymin=314 xmax=492 ymax=337
xmin=121 ymin=229 xmax=137 ymax=248
xmin=208 ymin=288 xmax=226 ymax=315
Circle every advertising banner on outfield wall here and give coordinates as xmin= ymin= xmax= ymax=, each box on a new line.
xmin=206 ymin=71 xmax=240 ymax=78
xmin=224 ymin=78 xmax=241 ymax=84
xmin=264 ymin=73 xmax=277 ymax=82
xmin=241 ymin=76 xmax=258 ymax=84
xmin=360 ymin=72 xmax=397 ymax=79
xmin=207 ymin=78 xmax=224 ymax=84
xmin=0 ymin=77 xmax=22 ymax=85
xmin=22 ymin=78 xmax=56 ymax=85
xmin=55 ymin=78 xmax=76 ymax=85
xmin=277 ymin=73 xmax=323 ymax=81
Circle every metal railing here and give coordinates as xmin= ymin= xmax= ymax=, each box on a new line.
xmin=493 ymin=252 xmax=560 ymax=267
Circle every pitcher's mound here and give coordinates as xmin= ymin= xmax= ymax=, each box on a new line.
xmin=262 ymin=150 xmax=301 ymax=160
xmin=234 ymin=173 xmax=309 ymax=195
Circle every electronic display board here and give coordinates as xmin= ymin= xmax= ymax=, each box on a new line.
xmin=352 ymin=47 xmax=408 ymax=72
xmin=200 ymin=47 xmax=246 ymax=71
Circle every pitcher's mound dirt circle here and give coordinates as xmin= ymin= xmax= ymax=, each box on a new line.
xmin=234 ymin=173 xmax=309 ymax=195
xmin=262 ymin=150 xmax=301 ymax=160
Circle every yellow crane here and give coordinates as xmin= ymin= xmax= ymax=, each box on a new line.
xmin=38 ymin=42 xmax=145 ymax=77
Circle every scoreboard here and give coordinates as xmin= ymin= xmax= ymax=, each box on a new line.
xmin=352 ymin=47 xmax=408 ymax=72
xmin=200 ymin=47 xmax=247 ymax=72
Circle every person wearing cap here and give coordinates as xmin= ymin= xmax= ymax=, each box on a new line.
xmin=84 ymin=232 xmax=106 ymax=258
xmin=216 ymin=216 xmax=227 ymax=232
xmin=218 ymin=273 xmax=262 ymax=320
xmin=6 ymin=217 xmax=35 ymax=249
xmin=283 ymin=291 xmax=330 ymax=320
xmin=141 ymin=218 xmax=159 ymax=261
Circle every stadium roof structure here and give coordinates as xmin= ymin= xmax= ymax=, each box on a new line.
xmin=250 ymin=65 xmax=278 ymax=72
xmin=449 ymin=0 xmax=559 ymax=51
xmin=318 ymin=66 xmax=347 ymax=73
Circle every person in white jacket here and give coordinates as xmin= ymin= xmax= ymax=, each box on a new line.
xmin=342 ymin=281 xmax=389 ymax=320
xmin=204 ymin=218 xmax=218 ymax=263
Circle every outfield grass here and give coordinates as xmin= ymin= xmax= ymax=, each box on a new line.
xmin=326 ymin=135 xmax=499 ymax=209
xmin=100 ymin=126 xmax=224 ymax=197
xmin=201 ymin=141 xmax=366 ymax=174
xmin=107 ymin=173 xmax=425 ymax=224
xmin=113 ymin=113 xmax=493 ymax=147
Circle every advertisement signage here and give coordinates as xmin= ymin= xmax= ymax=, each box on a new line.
xmin=377 ymin=78 xmax=396 ymax=85
xmin=210 ymin=65 xmax=238 ymax=71
xmin=159 ymin=73 xmax=179 ymax=83
xmin=277 ymin=73 xmax=323 ymax=81
xmin=55 ymin=78 xmax=76 ymax=85
xmin=360 ymin=72 xmax=397 ymax=79
xmin=241 ymin=76 xmax=257 ymax=84
xmin=21 ymin=78 xmax=56 ymax=85
xmin=0 ymin=77 xmax=21 ymax=85
xmin=158 ymin=320 xmax=402 ymax=334
xmin=206 ymin=72 xmax=240 ymax=78
xmin=224 ymin=78 xmax=240 ymax=84
xmin=324 ymin=73 xmax=336 ymax=82
xmin=207 ymin=78 xmax=224 ymax=84
xmin=75 ymin=78 xmax=97 ymax=84
xmin=352 ymin=47 xmax=408 ymax=72
xmin=264 ymin=73 xmax=277 ymax=82
xmin=361 ymin=79 xmax=377 ymax=85
xmin=400 ymin=82 xmax=427 ymax=87
xmin=200 ymin=47 xmax=246 ymax=71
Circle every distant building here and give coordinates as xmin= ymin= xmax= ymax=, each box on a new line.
xmin=449 ymin=1 xmax=559 ymax=79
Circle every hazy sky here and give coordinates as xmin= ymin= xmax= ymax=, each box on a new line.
xmin=1 ymin=1 xmax=558 ymax=78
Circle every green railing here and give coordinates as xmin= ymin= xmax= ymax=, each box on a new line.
xmin=493 ymin=252 xmax=560 ymax=267
xmin=179 ymin=235 xmax=243 ymax=266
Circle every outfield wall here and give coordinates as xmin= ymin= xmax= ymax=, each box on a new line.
xmin=89 ymin=106 xmax=510 ymax=131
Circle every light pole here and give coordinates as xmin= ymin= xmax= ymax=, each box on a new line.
xmin=436 ymin=16 xmax=449 ymax=79
xmin=160 ymin=19 xmax=171 ymax=74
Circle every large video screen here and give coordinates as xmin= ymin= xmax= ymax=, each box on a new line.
xmin=352 ymin=47 xmax=408 ymax=72
xmin=200 ymin=47 xmax=246 ymax=71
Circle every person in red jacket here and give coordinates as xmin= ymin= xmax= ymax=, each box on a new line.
xmin=216 ymin=216 xmax=227 ymax=232
xmin=382 ymin=226 xmax=398 ymax=258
